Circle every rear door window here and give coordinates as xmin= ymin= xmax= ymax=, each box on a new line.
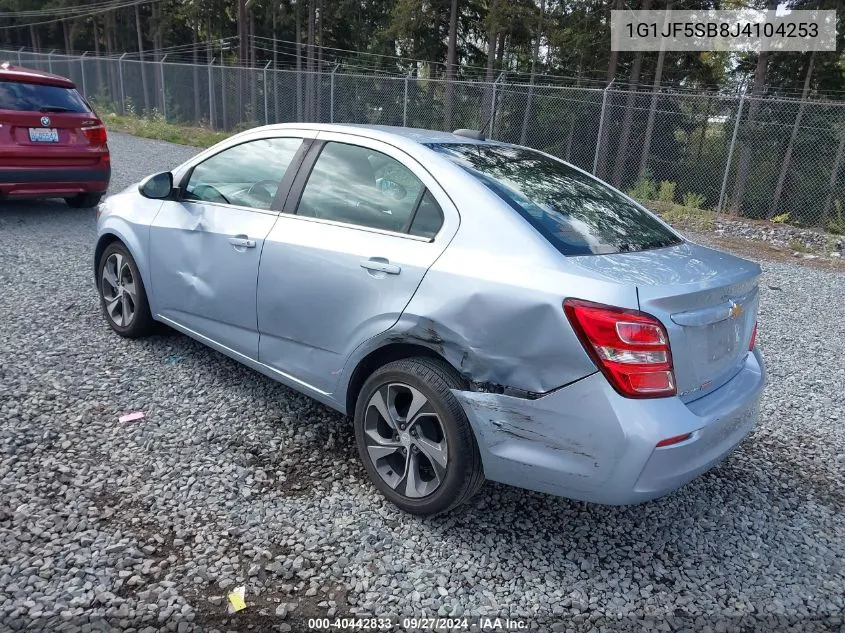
xmin=0 ymin=80 xmax=90 ymax=113
xmin=296 ymin=141 xmax=443 ymax=236
xmin=427 ymin=143 xmax=681 ymax=256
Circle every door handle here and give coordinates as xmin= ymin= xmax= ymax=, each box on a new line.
xmin=360 ymin=258 xmax=401 ymax=275
xmin=228 ymin=236 xmax=256 ymax=249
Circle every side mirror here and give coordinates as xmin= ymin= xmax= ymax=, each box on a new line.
xmin=139 ymin=172 xmax=173 ymax=199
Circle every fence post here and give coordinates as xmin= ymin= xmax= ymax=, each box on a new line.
xmin=80 ymin=52 xmax=88 ymax=97
xmin=489 ymin=72 xmax=504 ymax=139
xmin=403 ymin=72 xmax=410 ymax=127
xmin=330 ymin=64 xmax=339 ymax=123
xmin=263 ymin=61 xmax=272 ymax=125
xmin=118 ymin=52 xmax=127 ymax=115
xmin=159 ymin=54 xmax=167 ymax=121
xmin=208 ymin=57 xmax=216 ymax=130
xmin=48 ymin=49 xmax=56 ymax=73
xmin=718 ymin=92 xmax=746 ymax=215
xmin=593 ymin=81 xmax=613 ymax=175
xmin=17 ymin=46 xmax=23 ymax=66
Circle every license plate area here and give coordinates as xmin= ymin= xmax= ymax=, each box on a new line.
xmin=29 ymin=127 xmax=59 ymax=143
xmin=705 ymin=319 xmax=741 ymax=362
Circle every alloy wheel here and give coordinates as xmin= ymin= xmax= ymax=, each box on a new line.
xmin=101 ymin=252 xmax=137 ymax=328
xmin=363 ymin=382 xmax=449 ymax=498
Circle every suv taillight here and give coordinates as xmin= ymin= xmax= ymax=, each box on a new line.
xmin=82 ymin=124 xmax=107 ymax=145
xmin=749 ymin=321 xmax=757 ymax=350
xmin=564 ymin=298 xmax=676 ymax=398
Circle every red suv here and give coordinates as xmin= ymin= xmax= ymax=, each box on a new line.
xmin=0 ymin=62 xmax=110 ymax=208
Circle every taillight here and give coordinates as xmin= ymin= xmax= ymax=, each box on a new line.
xmin=749 ymin=321 xmax=757 ymax=350
xmin=82 ymin=124 xmax=107 ymax=145
xmin=564 ymin=298 xmax=676 ymax=398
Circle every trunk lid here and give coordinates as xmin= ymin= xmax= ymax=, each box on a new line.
xmin=566 ymin=241 xmax=761 ymax=402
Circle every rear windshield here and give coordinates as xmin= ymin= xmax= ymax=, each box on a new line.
xmin=0 ymin=80 xmax=90 ymax=113
xmin=427 ymin=143 xmax=682 ymax=256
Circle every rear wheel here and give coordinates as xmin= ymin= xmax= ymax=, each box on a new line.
xmin=98 ymin=242 xmax=154 ymax=338
xmin=66 ymin=193 xmax=103 ymax=208
xmin=354 ymin=357 xmax=484 ymax=516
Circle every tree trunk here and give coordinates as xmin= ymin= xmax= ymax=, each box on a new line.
xmin=730 ymin=0 xmax=777 ymax=214
xmin=237 ymin=0 xmax=247 ymax=124
xmin=134 ymin=3 xmax=150 ymax=113
xmin=62 ymin=20 xmax=72 ymax=55
xmin=606 ymin=0 xmax=623 ymax=83
xmin=249 ymin=9 xmax=257 ymax=121
xmin=595 ymin=0 xmax=624 ymax=178
xmin=306 ymin=0 xmax=315 ymax=120
xmin=443 ymin=0 xmax=459 ymax=131
xmin=611 ymin=0 xmax=652 ymax=188
xmin=770 ymin=50 xmax=815 ymax=217
xmin=192 ymin=25 xmax=200 ymax=123
xmin=481 ymin=26 xmax=497 ymax=125
xmin=272 ymin=4 xmax=279 ymax=122
xmin=93 ymin=17 xmax=104 ymax=97
xmin=152 ymin=3 xmax=163 ymax=114
xmin=207 ymin=20 xmax=215 ymax=128
xmin=520 ymin=0 xmax=546 ymax=145
xmin=29 ymin=25 xmax=38 ymax=52
xmin=637 ymin=3 xmax=671 ymax=179
xmin=822 ymin=125 xmax=845 ymax=229
xmin=104 ymin=14 xmax=117 ymax=106
xmin=296 ymin=1 xmax=303 ymax=120
xmin=316 ymin=0 xmax=324 ymax=121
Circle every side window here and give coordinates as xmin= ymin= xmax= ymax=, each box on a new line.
xmin=296 ymin=142 xmax=426 ymax=233
xmin=184 ymin=137 xmax=302 ymax=210
xmin=409 ymin=190 xmax=444 ymax=239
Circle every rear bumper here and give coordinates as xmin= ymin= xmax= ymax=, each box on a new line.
xmin=452 ymin=349 xmax=765 ymax=505
xmin=0 ymin=166 xmax=110 ymax=197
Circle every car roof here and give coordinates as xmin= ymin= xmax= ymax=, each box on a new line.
xmin=261 ymin=122 xmax=499 ymax=147
xmin=0 ymin=63 xmax=75 ymax=88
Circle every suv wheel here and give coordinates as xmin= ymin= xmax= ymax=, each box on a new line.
xmin=354 ymin=357 xmax=484 ymax=516
xmin=66 ymin=193 xmax=103 ymax=208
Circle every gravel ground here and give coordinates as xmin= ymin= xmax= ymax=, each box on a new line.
xmin=1 ymin=132 xmax=844 ymax=633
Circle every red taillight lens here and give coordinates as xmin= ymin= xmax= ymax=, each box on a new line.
xmin=564 ymin=298 xmax=676 ymax=398
xmin=82 ymin=124 xmax=108 ymax=145
xmin=749 ymin=321 xmax=757 ymax=351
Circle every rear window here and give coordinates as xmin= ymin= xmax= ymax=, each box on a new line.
xmin=427 ymin=143 xmax=682 ymax=256
xmin=0 ymin=80 xmax=90 ymax=113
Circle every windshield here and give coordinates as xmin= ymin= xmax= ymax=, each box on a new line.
xmin=427 ymin=143 xmax=682 ymax=256
xmin=0 ymin=80 xmax=90 ymax=113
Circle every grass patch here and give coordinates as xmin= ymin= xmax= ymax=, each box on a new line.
xmin=102 ymin=113 xmax=233 ymax=148
xmin=643 ymin=201 xmax=717 ymax=231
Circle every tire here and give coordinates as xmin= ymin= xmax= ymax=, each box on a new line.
xmin=97 ymin=241 xmax=155 ymax=338
xmin=66 ymin=193 xmax=103 ymax=208
xmin=354 ymin=357 xmax=485 ymax=516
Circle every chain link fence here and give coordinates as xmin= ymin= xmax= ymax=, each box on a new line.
xmin=4 ymin=48 xmax=844 ymax=234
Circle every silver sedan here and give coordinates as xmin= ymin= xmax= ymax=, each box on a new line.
xmin=94 ymin=124 xmax=765 ymax=516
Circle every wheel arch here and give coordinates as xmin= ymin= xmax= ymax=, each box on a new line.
xmin=344 ymin=342 xmax=464 ymax=418
xmin=93 ymin=228 xmax=156 ymax=315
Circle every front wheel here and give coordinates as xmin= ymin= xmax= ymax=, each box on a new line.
xmin=354 ymin=357 xmax=484 ymax=516
xmin=98 ymin=242 xmax=154 ymax=338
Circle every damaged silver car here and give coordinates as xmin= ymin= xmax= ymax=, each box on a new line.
xmin=95 ymin=124 xmax=765 ymax=516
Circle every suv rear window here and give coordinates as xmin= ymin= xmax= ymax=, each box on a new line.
xmin=0 ymin=80 xmax=90 ymax=113
xmin=427 ymin=143 xmax=682 ymax=256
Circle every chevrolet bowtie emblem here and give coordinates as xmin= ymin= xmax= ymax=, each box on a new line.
xmin=729 ymin=302 xmax=744 ymax=319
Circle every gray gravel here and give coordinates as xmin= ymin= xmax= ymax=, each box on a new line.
xmin=1 ymin=132 xmax=844 ymax=633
